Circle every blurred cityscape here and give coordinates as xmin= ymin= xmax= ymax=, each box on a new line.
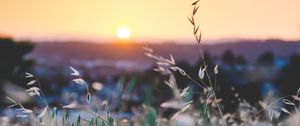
xmin=1 ymin=37 xmax=300 ymax=115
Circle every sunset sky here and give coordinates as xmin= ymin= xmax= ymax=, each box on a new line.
xmin=0 ymin=0 xmax=300 ymax=42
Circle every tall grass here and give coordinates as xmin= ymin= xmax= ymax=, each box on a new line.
xmin=5 ymin=67 xmax=115 ymax=126
xmin=2 ymin=0 xmax=300 ymax=126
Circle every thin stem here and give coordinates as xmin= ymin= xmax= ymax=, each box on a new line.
xmin=84 ymin=83 xmax=90 ymax=94
xmin=250 ymin=96 xmax=291 ymax=119
xmin=185 ymin=73 xmax=208 ymax=89
xmin=187 ymin=91 xmax=207 ymax=95
xmin=201 ymin=53 xmax=214 ymax=89
xmin=35 ymin=78 xmax=48 ymax=105
xmin=215 ymin=96 xmax=227 ymax=126
xmin=199 ymin=46 xmax=226 ymax=126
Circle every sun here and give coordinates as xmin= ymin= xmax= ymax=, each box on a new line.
xmin=116 ymin=27 xmax=131 ymax=39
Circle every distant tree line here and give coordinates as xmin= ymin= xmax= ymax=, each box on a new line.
xmin=171 ymin=50 xmax=300 ymax=112
xmin=0 ymin=37 xmax=34 ymax=107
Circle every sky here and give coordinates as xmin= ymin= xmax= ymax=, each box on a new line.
xmin=0 ymin=0 xmax=300 ymax=43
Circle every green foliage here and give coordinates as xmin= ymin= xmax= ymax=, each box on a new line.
xmin=143 ymin=85 xmax=153 ymax=105
xmin=127 ymin=76 xmax=137 ymax=92
xmin=77 ymin=115 xmax=81 ymax=126
xmin=62 ymin=117 xmax=65 ymax=126
xmin=107 ymin=114 xmax=114 ymax=126
xmin=117 ymin=76 xmax=126 ymax=91
xmin=101 ymin=120 xmax=105 ymax=126
xmin=199 ymin=104 xmax=210 ymax=124
xmin=144 ymin=105 xmax=157 ymax=126
xmin=51 ymin=107 xmax=57 ymax=118
xmin=65 ymin=110 xmax=70 ymax=121
xmin=95 ymin=118 xmax=99 ymax=126
xmin=89 ymin=118 xmax=94 ymax=126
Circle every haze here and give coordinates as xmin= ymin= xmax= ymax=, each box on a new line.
xmin=0 ymin=0 xmax=299 ymax=42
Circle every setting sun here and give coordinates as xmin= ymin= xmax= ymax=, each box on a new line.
xmin=116 ymin=27 xmax=131 ymax=39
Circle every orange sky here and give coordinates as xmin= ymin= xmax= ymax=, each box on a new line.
xmin=0 ymin=0 xmax=300 ymax=42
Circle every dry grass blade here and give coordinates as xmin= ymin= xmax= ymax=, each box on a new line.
xmin=197 ymin=32 xmax=202 ymax=43
xmin=180 ymin=87 xmax=189 ymax=97
xmin=6 ymin=97 xmax=18 ymax=108
xmin=170 ymin=102 xmax=192 ymax=120
xmin=25 ymin=72 xmax=34 ymax=78
xmin=194 ymin=25 xmax=199 ymax=35
xmin=169 ymin=54 xmax=175 ymax=65
xmin=73 ymin=78 xmax=86 ymax=85
xmin=268 ymin=109 xmax=280 ymax=121
xmin=142 ymin=46 xmax=154 ymax=53
xmin=195 ymin=34 xmax=199 ymax=43
xmin=193 ymin=5 xmax=199 ymax=15
xmin=282 ymin=99 xmax=296 ymax=106
xmin=187 ymin=16 xmax=195 ymax=25
xmin=292 ymin=95 xmax=300 ymax=101
xmin=16 ymin=115 xmax=28 ymax=118
xmin=6 ymin=97 xmax=17 ymax=104
xmin=169 ymin=66 xmax=186 ymax=76
xmin=26 ymin=87 xmax=41 ymax=96
xmin=63 ymin=102 xmax=77 ymax=108
xmin=214 ymin=64 xmax=219 ymax=74
xmin=17 ymin=108 xmax=33 ymax=114
xmin=27 ymin=80 xmax=36 ymax=85
xmin=70 ymin=66 xmax=80 ymax=76
xmin=281 ymin=108 xmax=292 ymax=115
xmin=268 ymin=110 xmax=274 ymax=121
xmin=198 ymin=66 xmax=207 ymax=79
xmin=34 ymin=106 xmax=48 ymax=122
xmin=192 ymin=0 xmax=200 ymax=5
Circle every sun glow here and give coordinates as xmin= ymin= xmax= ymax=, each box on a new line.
xmin=116 ymin=27 xmax=131 ymax=39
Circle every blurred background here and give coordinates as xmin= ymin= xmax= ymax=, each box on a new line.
xmin=0 ymin=0 xmax=300 ymax=122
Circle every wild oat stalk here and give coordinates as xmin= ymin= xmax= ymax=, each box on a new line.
xmin=66 ymin=66 xmax=114 ymax=126
xmin=7 ymin=73 xmax=49 ymax=125
xmin=189 ymin=0 xmax=300 ymax=125
xmin=188 ymin=1 xmax=228 ymax=125
xmin=189 ymin=1 xmax=300 ymax=125
xmin=7 ymin=67 xmax=115 ymax=126
xmin=189 ymin=0 xmax=202 ymax=44
xmin=143 ymin=0 xmax=229 ymax=125
xmin=251 ymin=88 xmax=300 ymax=123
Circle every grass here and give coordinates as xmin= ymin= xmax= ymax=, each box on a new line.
xmin=2 ymin=0 xmax=300 ymax=126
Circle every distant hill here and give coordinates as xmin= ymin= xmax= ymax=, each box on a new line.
xmin=27 ymin=39 xmax=300 ymax=66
